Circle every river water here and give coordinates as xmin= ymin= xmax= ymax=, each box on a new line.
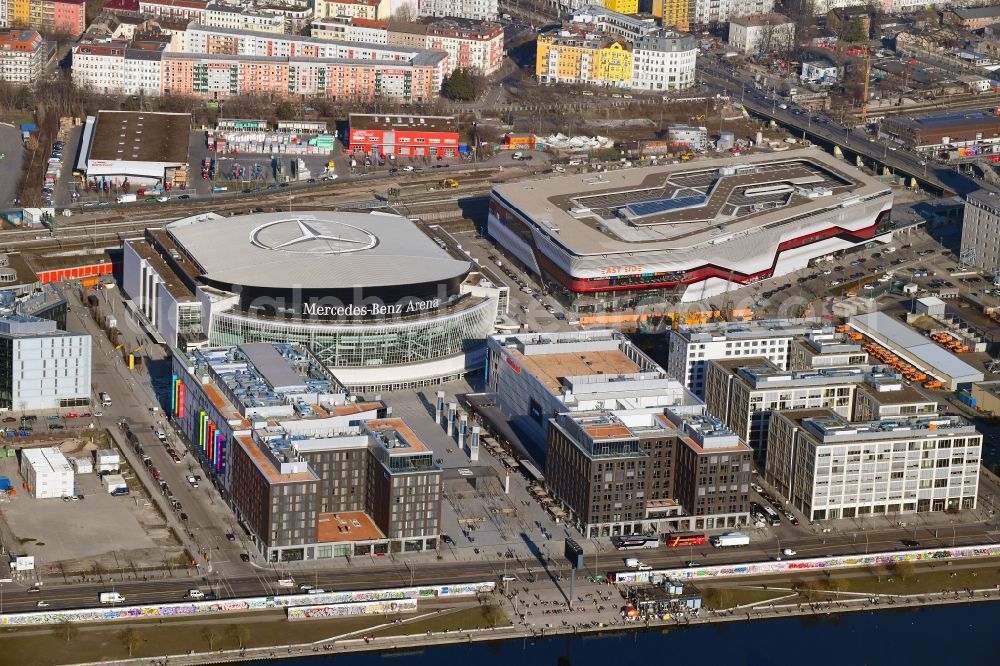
xmin=251 ymin=601 xmax=999 ymax=666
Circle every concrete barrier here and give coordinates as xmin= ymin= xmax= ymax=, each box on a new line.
xmin=609 ymin=543 xmax=1000 ymax=584
xmin=0 ymin=581 xmax=495 ymax=626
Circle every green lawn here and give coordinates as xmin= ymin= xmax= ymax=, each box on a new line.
xmin=0 ymin=603 xmax=507 ymax=665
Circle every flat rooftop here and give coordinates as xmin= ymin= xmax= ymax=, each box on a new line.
xmin=349 ymin=113 xmax=456 ymax=133
xmin=675 ymin=318 xmax=828 ymax=342
xmin=365 ymin=418 xmax=430 ymax=454
xmin=317 ymin=511 xmax=385 ymax=543
xmin=513 ymin=349 xmax=640 ymax=396
xmin=236 ymin=434 xmax=318 ymax=485
xmin=491 ymin=150 xmax=888 ymax=256
xmin=89 ymin=111 xmax=190 ymax=164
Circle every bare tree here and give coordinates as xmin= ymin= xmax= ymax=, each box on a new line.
xmin=201 ymin=626 xmax=221 ymax=650
xmin=227 ymin=624 xmax=251 ymax=649
xmin=390 ymin=3 xmax=416 ymax=22
xmin=118 ymin=628 xmax=142 ymax=657
xmin=57 ymin=619 xmax=79 ymax=643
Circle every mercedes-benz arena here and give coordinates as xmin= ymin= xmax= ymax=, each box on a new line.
xmin=488 ymin=149 xmax=894 ymax=308
xmin=122 ymin=211 xmax=505 ymax=392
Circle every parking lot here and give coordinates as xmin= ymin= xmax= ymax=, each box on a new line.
xmin=0 ymin=446 xmax=184 ymax=569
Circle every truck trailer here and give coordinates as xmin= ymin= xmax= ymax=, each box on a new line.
xmin=711 ymin=532 xmax=750 ymax=548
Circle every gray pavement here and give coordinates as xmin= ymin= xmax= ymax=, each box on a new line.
xmin=0 ymin=123 xmax=26 ymax=208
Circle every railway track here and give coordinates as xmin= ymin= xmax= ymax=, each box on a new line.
xmin=1 ymin=170 xmax=500 ymax=254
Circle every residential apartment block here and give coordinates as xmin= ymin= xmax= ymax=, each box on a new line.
xmin=204 ymin=3 xmax=284 ymax=33
xmin=667 ymin=318 xmax=830 ymax=398
xmin=960 ymin=188 xmax=1000 ymax=276
xmin=653 ymin=0 xmax=774 ymax=29
xmin=486 ymin=329 xmax=702 ymax=454
xmin=387 ymin=16 xmax=504 ymax=75
xmin=727 ymin=13 xmax=794 ymax=53
xmin=538 ymin=6 xmax=696 ymax=91
xmin=766 ymin=409 xmax=981 ymax=521
xmin=315 ymin=0 xmax=389 ymax=21
xmin=546 ymin=408 xmax=751 ymax=537
xmin=310 ymin=16 xmax=388 ymax=43
xmin=0 ymin=29 xmax=44 ymax=83
xmin=3 ymin=0 xmax=84 ymax=37
xmin=73 ymin=27 xmax=448 ymax=101
xmin=171 ymin=342 xmax=442 ymax=561
xmin=417 ymin=0 xmax=497 ymax=23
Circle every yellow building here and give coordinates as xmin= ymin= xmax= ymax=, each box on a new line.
xmin=10 ymin=0 xmax=32 ymax=28
xmin=602 ymin=0 xmax=638 ymax=15
xmin=536 ymin=30 xmax=633 ymax=87
xmin=652 ymin=0 xmax=689 ymax=31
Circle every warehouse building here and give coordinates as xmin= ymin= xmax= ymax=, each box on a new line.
xmin=77 ymin=110 xmax=190 ymax=190
xmin=848 ymin=312 xmax=984 ymax=390
xmin=21 ymin=447 xmax=74 ymax=499
xmin=346 ymin=114 xmax=461 ymax=158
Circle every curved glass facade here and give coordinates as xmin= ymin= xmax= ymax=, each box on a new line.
xmin=210 ymin=296 xmax=498 ymax=384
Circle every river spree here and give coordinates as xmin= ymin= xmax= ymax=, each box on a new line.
xmin=252 ymin=600 xmax=1000 ymax=666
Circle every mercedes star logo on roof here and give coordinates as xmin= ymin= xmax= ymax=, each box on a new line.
xmin=249 ymin=217 xmax=378 ymax=255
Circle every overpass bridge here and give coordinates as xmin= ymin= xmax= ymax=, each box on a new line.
xmin=699 ymin=66 xmax=983 ymax=198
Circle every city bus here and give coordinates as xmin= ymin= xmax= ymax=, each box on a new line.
xmin=613 ymin=536 xmax=659 ymax=550
xmin=665 ymin=533 xmax=706 ymax=548
xmin=763 ymin=506 xmax=782 ymax=526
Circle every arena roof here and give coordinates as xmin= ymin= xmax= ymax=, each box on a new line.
xmin=165 ymin=211 xmax=471 ymax=290
xmin=491 ymin=149 xmax=890 ymax=256
xmin=88 ymin=111 xmax=190 ymax=164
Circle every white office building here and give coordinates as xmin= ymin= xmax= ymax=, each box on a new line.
xmin=667 ymin=319 xmax=831 ymax=398
xmin=0 ymin=316 xmax=91 ymax=412
xmin=21 ymin=447 xmax=75 ymax=499
xmin=766 ymin=410 xmax=981 ymax=521
xmin=961 ymin=188 xmax=1000 ymax=276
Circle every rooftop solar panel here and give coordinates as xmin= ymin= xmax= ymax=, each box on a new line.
xmin=623 ymin=195 xmax=708 ymax=219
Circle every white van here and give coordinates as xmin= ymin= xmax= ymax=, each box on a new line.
xmin=624 ymin=557 xmax=640 ymax=568
xmin=188 ymin=589 xmax=205 ymax=599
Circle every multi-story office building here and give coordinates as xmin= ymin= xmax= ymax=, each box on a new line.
xmin=0 ymin=29 xmax=44 ymax=83
xmin=766 ymin=409 xmax=981 ymax=520
xmin=852 ymin=375 xmax=938 ymax=422
xmin=0 ymin=288 xmax=91 ymax=412
xmin=704 ymin=358 xmax=863 ymax=463
xmin=789 ymin=332 xmax=868 ymax=371
xmin=487 ymin=329 xmax=702 ymax=456
xmin=667 ymin=319 xmax=830 ymax=398
xmin=961 ymin=188 xmax=1000 ymax=276
xmin=417 ymin=0 xmax=497 ymax=22
xmin=171 ymin=342 xmax=442 ymax=561
xmin=546 ymin=408 xmax=751 ymax=537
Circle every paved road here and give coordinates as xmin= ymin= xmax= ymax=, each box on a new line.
xmin=0 ymin=123 xmax=25 ymax=208
xmin=698 ymin=64 xmax=981 ymax=196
